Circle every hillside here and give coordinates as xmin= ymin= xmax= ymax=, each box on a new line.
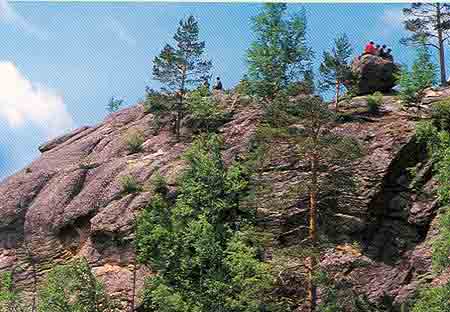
xmin=0 ymin=90 xmax=448 ymax=310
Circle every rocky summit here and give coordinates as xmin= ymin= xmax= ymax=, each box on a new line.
xmin=351 ymin=55 xmax=399 ymax=95
xmin=0 ymin=91 xmax=448 ymax=309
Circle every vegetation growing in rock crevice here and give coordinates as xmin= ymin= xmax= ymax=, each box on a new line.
xmin=136 ymin=134 xmax=273 ymax=312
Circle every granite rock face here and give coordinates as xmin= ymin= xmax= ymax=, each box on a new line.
xmin=351 ymin=54 xmax=399 ymax=95
xmin=0 ymin=93 xmax=445 ymax=310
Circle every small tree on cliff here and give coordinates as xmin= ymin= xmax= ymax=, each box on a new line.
xmin=247 ymin=3 xmax=314 ymax=103
xmin=398 ymin=38 xmax=437 ymax=104
xmin=290 ymin=96 xmax=361 ymax=311
xmin=136 ymin=134 xmax=272 ymax=311
xmin=152 ymin=15 xmax=212 ymax=140
xmin=319 ymin=34 xmax=353 ymax=113
xmin=37 ymin=258 xmax=116 ymax=312
xmin=401 ymin=3 xmax=450 ymax=86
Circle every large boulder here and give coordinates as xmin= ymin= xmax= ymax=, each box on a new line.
xmin=351 ymin=54 xmax=399 ymax=95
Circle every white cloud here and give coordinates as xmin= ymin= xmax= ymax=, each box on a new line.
xmin=0 ymin=61 xmax=74 ymax=138
xmin=0 ymin=0 xmax=47 ymax=39
xmin=104 ymin=18 xmax=136 ymax=47
xmin=103 ymin=19 xmax=136 ymax=47
xmin=379 ymin=8 xmax=406 ymax=37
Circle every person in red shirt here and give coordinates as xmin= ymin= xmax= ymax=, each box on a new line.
xmin=364 ymin=41 xmax=377 ymax=55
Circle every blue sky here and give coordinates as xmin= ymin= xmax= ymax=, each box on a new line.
xmin=0 ymin=1 xmax=426 ymax=180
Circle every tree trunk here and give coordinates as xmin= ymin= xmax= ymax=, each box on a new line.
xmin=335 ymin=81 xmax=340 ymax=113
xmin=306 ymin=156 xmax=318 ymax=312
xmin=437 ymin=4 xmax=447 ymax=86
xmin=130 ymin=264 xmax=137 ymax=312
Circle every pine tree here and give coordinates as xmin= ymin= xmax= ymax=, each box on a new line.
xmin=136 ymin=134 xmax=272 ymax=312
xmin=398 ymin=37 xmax=437 ymax=104
xmin=401 ymin=3 xmax=450 ymax=86
xmin=319 ymin=34 xmax=353 ymax=113
xmin=247 ymin=3 xmax=313 ymax=102
xmin=152 ymin=16 xmax=212 ymax=140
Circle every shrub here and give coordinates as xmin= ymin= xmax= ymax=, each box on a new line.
xmin=411 ymin=281 xmax=450 ymax=312
xmin=107 ymin=97 xmax=124 ymax=113
xmin=431 ymin=207 xmax=450 ymax=272
xmin=38 ymin=258 xmax=116 ymax=312
xmin=120 ymin=175 xmax=142 ymax=194
xmin=125 ymin=129 xmax=144 ymax=154
xmin=367 ymin=91 xmax=383 ymax=114
xmin=432 ymin=100 xmax=450 ymax=132
xmin=234 ymin=75 xmax=252 ymax=96
xmin=187 ymin=87 xmax=228 ymax=133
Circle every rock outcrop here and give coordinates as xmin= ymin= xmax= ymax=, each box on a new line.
xmin=351 ymin=54 xmax=399 ymax=95
xmin=0 ymin=93 xmax=446 ymax=310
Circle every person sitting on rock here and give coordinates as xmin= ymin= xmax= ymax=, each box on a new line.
xmin=375 ymin=44 xmax=381 ymax=55
xmin=213 ymin=77 xmax=223 ymax=91
xmin=363 ymin=41 xmax=377 ymax=55
xmin=385 ymin=49 xmax=393 ymax=61
xmin=379 ymin=45 xmax=387 ymax=58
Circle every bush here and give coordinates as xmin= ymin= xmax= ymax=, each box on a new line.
xmin=107 ymin=97 xmax=124 ymax=113
xmin=120 ymin=175 xmax=142 ymax=194
xmin=187 ymin=87 xmax=229 ymax=133
xmin=432 ymin=100 xmax=450 ymax=132
xmin=38 ymin=258 xmax=116 ymax=312
xmin=412 ymin=281 xmax=450 ymax=312
xmin=367 ymin=91 xmax=383 ymax=114
xmin=125 ymin=129 xmax=144 ymax=154
xmin=234 ymin=75 xmax=252 ymax=96
xmin=431 ymin=207 xmax=450 ymax=272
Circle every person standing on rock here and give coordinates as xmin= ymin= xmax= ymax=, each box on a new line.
xmin=213 ymin=77 xmax=223 ymax=91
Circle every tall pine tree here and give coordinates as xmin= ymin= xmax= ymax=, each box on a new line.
xmin=401 ymin=3 xmax=450 ymax=86
xmin=153 ymin=16 xmax=212 ymax=140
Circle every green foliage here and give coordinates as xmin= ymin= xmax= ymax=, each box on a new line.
xmin=411 ymin=281 xmax=450 ymax=312
xmin=152 ymin=15 xmax=212 ymax=139
xmin=367 ymin=91 xmax=383 ymax=114
xmin=247 ymin=3 xmax=313 ymax=101
xmin=431 ymin=207 xmax=450 ymax=272
xmin=38 ymin=258 xmax=116 ymax=312
xmin=432 ymin=100 xmax=450 ymax=132
xmin=398 ymin=40 xmax=437 ymax=104
xmin=125 ymin=129 xmax=144 ymax=154
xmin=187 ymin=86 xmax=229 ymax=133
xmin=319 ymin=34 xmax=353 ymax=105
xmin=234 ymin=75 xmax=252 ymax=96
xmin=0 ymin=272 xmax=25 ymax=312
xmin=120 ymin=175 xmax=142 ymax=194
xmin=136 ymin=134 xmax=272 ymax=311
xmin=416 ymin=117 xmax=450 ymax=273
xmin=106 ymin=97 xmax=124 ymax=113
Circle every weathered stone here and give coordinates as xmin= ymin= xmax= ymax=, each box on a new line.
xmin=351 ymin=54 xmax=399 ymax=95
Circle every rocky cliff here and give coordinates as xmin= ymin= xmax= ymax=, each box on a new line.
xmin=0 ymin=91 xmax=447 ymax=310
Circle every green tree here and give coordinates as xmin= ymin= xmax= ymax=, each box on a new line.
xmin=37 ymin=258 xmax=116 ymax=312
xmin=319 ymin=34 xmax=353 ymax=113
xmin=136 ymin=134 xmax=272 ymax=312
xmin=289 ymin=96 xmax=361 ymax=312
xmin=152 ymin=16 xmax=212 ymax=140
xmin=401 ymin=3 xmax=450 ymax=86
xmin=106 ymin=97 xmax=124 ymax=113
xmin=398 ymin=38 xmax=437 ymax=104
xmin=247 ymin=3 xmax=313 ymax=102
